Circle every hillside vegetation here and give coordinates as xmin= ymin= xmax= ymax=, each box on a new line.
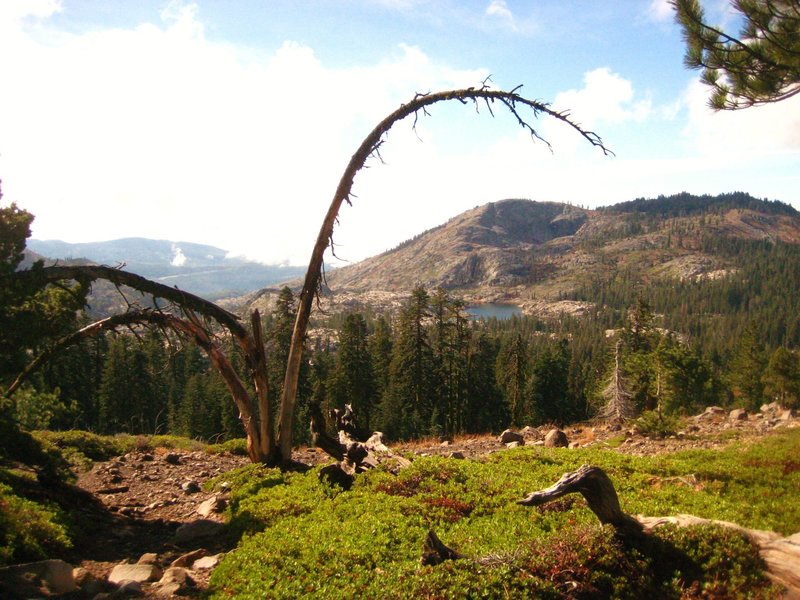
xmin=208 ymin=427 xmax=800 ymax=598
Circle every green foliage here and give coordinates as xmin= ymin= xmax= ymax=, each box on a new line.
xmin=0 ymin=482 xmax=72 ymax=566
xmin=12 ymin=385 xmax=76 ymax=431
xmin=672 ymin=0 xmax=800 ymax=109
xmin=209 ymin=430 xmax=799 ymax=598
xmin=635 ymin=409 xmax=681 ymax=439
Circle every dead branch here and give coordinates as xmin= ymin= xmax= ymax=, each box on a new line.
xmin=518 ymin=464 xmax=643 ymax=537
xmin=278 ymin=84 xmax=613 ymax=460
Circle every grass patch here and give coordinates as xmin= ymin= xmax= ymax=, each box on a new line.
xmin=209 ymin=429 xmax=799 ymax=599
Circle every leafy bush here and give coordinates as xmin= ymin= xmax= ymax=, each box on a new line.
xmin=208 ymin=432 xmax=800 ymax=598
xmin=635 ymin=409 xmax=681 ymax=438
xmin=0 ymin=480 xmax=72 ymax=566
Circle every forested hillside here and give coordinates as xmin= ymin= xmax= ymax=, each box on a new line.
xmin=6 ymin=193 xmax=799 ymax=447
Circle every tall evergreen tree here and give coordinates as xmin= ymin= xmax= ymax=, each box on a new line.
xmin=330 ymin=313 xmax=376 ymax=430
xmin=496 ymin=332 xmax=530 ymax=426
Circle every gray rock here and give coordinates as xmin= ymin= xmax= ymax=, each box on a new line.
xmin=164 ymin=452 xmax=182 ymax=465
xmin=174 ymin=519 xmax=225 ymax=545
xmin=137 ymin=552 xmax=158 ymax=565
xmin=197 ymin=494 xmax=227 ymax=517
xmin=192 ymin=554 xmax=223 ymax=570
xmin=505 ymin=441 xmax=524 ymax=449
xmin=159 ymin=567 xmax=192 ymax=585
xmin=779 ymin=408 xmax=795 ymax=421
xmin=0 ymin=559 xmax=76 ymax=595
xmin=729 ymin=408 xmax=748 ymax=421
xmin=499 ymin=429 xmax=524 ymax=444
xmin=448 ymin=451 xmax=466 ymax=459
xmin=568 ymin=441 xmax=581 ymax=449
xmin=108 ymin=563 xmax=163 ymax=585
xmin=544 ymin=429 xmax=569 ymax=448
xmin=170 ymin=548 xmax=209 ymax=569
xmin=182 ymin=480 xmax=201 ymax=494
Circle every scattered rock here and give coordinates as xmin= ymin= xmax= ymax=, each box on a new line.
xmin=192 ymin=553 xmax=223 ymax=570
xmin=197 ymin=494 xmax=227 ymax=517
xmin=164 ymin=452 xmax=182 ymax=465
xmin=568 ymin=441 xmax=581 ymax=449
xmin=137 ymin=552 xmax=158 ymax=565
xmin=520 ymin=425 xmax=537 ymax=436
xmin=108 ymin=563 xmax=163 ymax=585
xmin=696 ymin=406 xmax=725 ymax=420
xmin=448 ymin=451 xmax=465 ymax=459
xmin=0 ymin=559 xmax=76 ymax=596
xmin=505 ymin=441 xmax=524 ymax=449
xmin=499 ymin=429 xmax=524 ymax=444
xmin=171 ymin=548 xmax=209 ymax=568
xmin=544 ymin=429 xmax=569 ymax=448
xmin=730 ymin=408 xmax=748 ymax=421
xmin=182 ymin=480 xmax=201 ymax=494
xmin=174 ymin=519 xmax=225 ymax=545
xmin=780 ymin=409 xmax=795 ymax=421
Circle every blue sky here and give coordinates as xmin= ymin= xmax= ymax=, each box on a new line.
xmin=1 ymin=0 xmax=798 ymax=265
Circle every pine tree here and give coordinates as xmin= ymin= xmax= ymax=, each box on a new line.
xmin=330 ymin=313 xmax=376 ymax=430
xmin=496 ymin=332 xmax=530 ymax=426
xmin=762 ymin=347 xmax=800 ymax=409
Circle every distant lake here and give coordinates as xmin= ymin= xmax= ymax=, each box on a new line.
xmin=466 ymin=303 xmax=522 ymax=320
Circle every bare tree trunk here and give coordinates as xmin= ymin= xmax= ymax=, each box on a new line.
xmin=278 ymin=84 xmax=611 ymax=460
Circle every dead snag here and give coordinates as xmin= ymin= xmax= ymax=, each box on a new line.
xmin=314 ymin=404 xmax=411 ymax=489
xmin=518 ymin=465 xmax=643 ymax=537
xmin=420 ymin=530 xmax=463 ymax=566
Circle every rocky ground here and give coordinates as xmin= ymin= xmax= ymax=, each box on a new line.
xmin=5 ymin=404 xmax=796 ymax=598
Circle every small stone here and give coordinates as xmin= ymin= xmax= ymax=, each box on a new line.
xmin=139 ymin=453 xmax=154 ymax=462
xmin=729 ymin=408 xmax=748 ymax=421
xmin=779 ymin=409 xmax=795 ymax=421
xmin=544 ymin=429 xmax=569 ymax=448
xmin=197 ymin=495 xmax=227 ymax=518
xmin=170 ymin=549 xmax=209 ymax=568
xmin=192 ymin=554 xmax=223 ymax=570
xmin=108 ymin=563 xmax=163 ymax=585
xmin=568 ymin=441 xmax=581 ymax=449
xmin=159 ymin=567 xmax=191 ymax=585
xmin=164 ymin=452 xmax=181 ymax=465
xmin=448 ymin=451 xmax=465 ymax=460
xmin=174 ymin=520 xmax=225 ymax=545
xmin=182 ymin=480 xmax=201 ymax=494
xmin=505 ymin=440 xmax=524 ymax=449
xmin=137 ymin=552 xmax=158 ymax=565
xmin=116 ymin=579 xmax=144 ymax=596
xmin=439 ymin=440 xmax=451 ymax=447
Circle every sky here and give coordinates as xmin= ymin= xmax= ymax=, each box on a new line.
xmin=1 ymin=0 xmax=799 ymax=266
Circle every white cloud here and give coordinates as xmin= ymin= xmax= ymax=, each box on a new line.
xmin=0 ymin=6 xmax=487 ymax=264
xmin=486 ymin=0 xmax=513 ymax=20
xmin=554 ymin=68 xmax=653 ymax=128
xmin=682 ymin=79 xmax=800 ymax=155
xmin=647 ymin=0 xmax=674 ymax=22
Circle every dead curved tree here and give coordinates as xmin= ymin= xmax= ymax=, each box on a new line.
xmin=6 ymin=83 xmax=611 ymax=466
xmin=276 ymin=82 xmax=612 ymax=460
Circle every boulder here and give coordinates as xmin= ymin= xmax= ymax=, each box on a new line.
xmin=499 ymin=429 xmax=524 ymax=444
xmin=729 ymin=408 xmax=748 ymax=421
xmin=779 ymin=409 xmax=795 ymax=421
xmin=0 ymin=559 xmax=76 ymax=596
xmin=544 ymin=429 xmax=569 ymax=448
xmin=520 ymin=425 xmax=537 ymax=437
xmin=108 ymin=563 xmax=162 ymax=585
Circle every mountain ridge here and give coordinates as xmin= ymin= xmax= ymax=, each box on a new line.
xmin=237 ymin=192 xmax=800 ymax=318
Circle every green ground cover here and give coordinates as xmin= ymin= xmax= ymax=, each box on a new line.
xmin=209 ymin=429 xmax=800 ymax=599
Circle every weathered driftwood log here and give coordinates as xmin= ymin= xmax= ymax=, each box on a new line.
xmin=517 ymin=464 xmax=643 ymax=537
xmin=313 ymin=404 xmax=410 ymax=489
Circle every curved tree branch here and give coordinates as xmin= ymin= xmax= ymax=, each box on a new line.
xmin=277 ymin=84 xmax=613 ymax=460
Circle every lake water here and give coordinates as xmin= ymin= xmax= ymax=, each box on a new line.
xmin=466 ymin=303 xmax=523 ymax=320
